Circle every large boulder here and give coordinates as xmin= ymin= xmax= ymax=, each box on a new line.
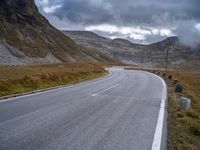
xmin=180 ymin=97 xmax=192 ymax=110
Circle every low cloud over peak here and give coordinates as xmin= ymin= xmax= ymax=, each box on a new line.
xmin=36 ymin=0 xmax=200 ymax=46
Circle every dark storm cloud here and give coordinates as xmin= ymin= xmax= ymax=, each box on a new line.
xmin=36 ymin=0 xmax=200 ymax=45
xmin=49 ymin=0 xmax=200 ymax=25
xmin=54 ymin=0 xmax=114 ymax=24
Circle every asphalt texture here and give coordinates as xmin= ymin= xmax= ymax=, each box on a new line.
xmin=0 ymin=67 xmax=167 ymax=150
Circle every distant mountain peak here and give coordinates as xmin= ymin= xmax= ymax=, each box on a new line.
xmin=63 ymin=30 xmax=199 ymax=68
xmin=148 ymin=36 xmax=179 ymax=51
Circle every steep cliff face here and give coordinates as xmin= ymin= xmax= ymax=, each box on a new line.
xmin=0 ymin=0 xmax=112 ymax=65
xmin=0 ymin=0 xmax=50 ymax=34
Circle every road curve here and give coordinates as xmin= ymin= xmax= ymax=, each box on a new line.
xmin=0 ymin=67 xmax=167 ymax=150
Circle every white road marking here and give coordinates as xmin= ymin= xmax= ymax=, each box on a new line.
xmin=0 ymin=70 xmax=113 ymax=103
xmin=151 ymin=75 xmax=167 ymax=150
xmin=92 ymin=84 xmax=119 ymax=96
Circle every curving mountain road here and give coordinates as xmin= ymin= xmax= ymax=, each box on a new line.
xmin=0 ymin=67 xmax=167 ymax=150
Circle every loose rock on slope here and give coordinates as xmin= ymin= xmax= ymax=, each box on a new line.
xmin=0 ymin=0 xmax=112 ymax=65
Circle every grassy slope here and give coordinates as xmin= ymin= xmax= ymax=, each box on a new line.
xmin=0 ymin=62 xmax=111 ymax=98
xmin=165 ymin=71 xmax=200 ymax=150
xmin=126 ymin=67 xmax=200 ymax=149
xmin=0 ymin=0 xmax=114 ymax=63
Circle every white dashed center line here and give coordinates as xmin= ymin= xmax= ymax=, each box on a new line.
xmin=92 ymin=84 xmax=119 ymax=96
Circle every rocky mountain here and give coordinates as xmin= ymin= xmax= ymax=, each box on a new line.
xmin=0 ymin=0 xmax=112 ymax=65
xmin=64 ymin=31 xmax=111 ymax=54
xmin=148 ymin=37 xmax=179 ymax=51
xmin=64 ymin=31 xmax=200 ymax=68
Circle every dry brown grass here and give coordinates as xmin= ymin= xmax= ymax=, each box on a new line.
xmin=150 ymin=69 xmax=200 ymax=150
xmin=165 ymin=70 xmax=200 ymax=150
xmin=0 ymin=62 xmax=112 ymax=98
xmin=126 ymin=67 xmax=200 ymax=149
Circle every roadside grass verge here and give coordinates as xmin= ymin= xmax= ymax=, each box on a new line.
xmin=0 ymin=62 xmax=111 ymax=98
xmin=126 ymin=67 xmax=200 ymax=149
xmin=165 ymin=70 xmax=200 ymax=150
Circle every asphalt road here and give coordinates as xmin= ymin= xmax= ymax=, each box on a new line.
xmin=0 ymin=67 xmax=167 ymax=150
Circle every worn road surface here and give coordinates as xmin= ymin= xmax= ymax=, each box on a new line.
xmin=0 ymin=67 xmax=167 ymax=150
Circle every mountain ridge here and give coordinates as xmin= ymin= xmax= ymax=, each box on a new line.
xmin=0 ymin=0 xmax=112 ymax=65
xmin=63 ymin=30 xmax=200 ymax=68
xmin=0 ymin=0 xmax=199 ymax=67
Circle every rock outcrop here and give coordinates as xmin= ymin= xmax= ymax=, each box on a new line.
xmin=0 ymin=0 xmax=112 ymax=65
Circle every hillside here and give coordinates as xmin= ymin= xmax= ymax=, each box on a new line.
xmin=0 ymin=0 xmax=112 ymax=65
xmin=63 ymin=30 xmax=200 ymax=68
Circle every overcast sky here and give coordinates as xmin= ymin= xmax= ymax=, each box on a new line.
xmin=35 ymin=0 xmax=200 ymax=46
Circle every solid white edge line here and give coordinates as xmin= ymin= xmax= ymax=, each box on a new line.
xmin=1 ymin=67 xmax=167 ymax=149
xmin=123 ymin=71 xmax=167 ymax=150
xmin=128 ymin=69 xmax=167 ymax=150
xmin=0 ymin=69 xmax=113 ymax=103
xmin=151 ymin=75 xmax=167 ymax=150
